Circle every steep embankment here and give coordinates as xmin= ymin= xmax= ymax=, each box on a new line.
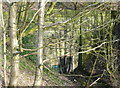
xmin=0 ymin=58 xmax=74 ymax=87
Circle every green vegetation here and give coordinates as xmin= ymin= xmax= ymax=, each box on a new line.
xmin=0 ymin=2 xmax=120 ymax=87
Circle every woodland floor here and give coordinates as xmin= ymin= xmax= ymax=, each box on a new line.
xmin=0 ymin=59 xmax=119 ymax=87
xmin=0 ymin=68 xmax=78 ymax=87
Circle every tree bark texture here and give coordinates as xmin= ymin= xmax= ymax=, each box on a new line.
xmin=9 ymin=3 xmax=19 ymax=86
xmin=33 ymin=1 xmax=46 ymax=86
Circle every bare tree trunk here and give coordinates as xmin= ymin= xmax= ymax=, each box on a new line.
xmin=0 ymin=0 xmax=3 ymax=87
xmin=0 ymin=0 xmax=7 ymax=87
xmin=9 ymin=3 xmax=19 ymax=86
xmin=0 ymin=0 xmax=3 ymax=61
xmin=3 ymin=20 xmax=7 ymax=87
xmin=33 ymin=1 xmax=46 ymax=86
xmin=78 ymin=16 xmax=82 ymax=71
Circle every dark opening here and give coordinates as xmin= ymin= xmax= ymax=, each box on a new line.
xmin=59 ymin=55 xmax=73 ymax=74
